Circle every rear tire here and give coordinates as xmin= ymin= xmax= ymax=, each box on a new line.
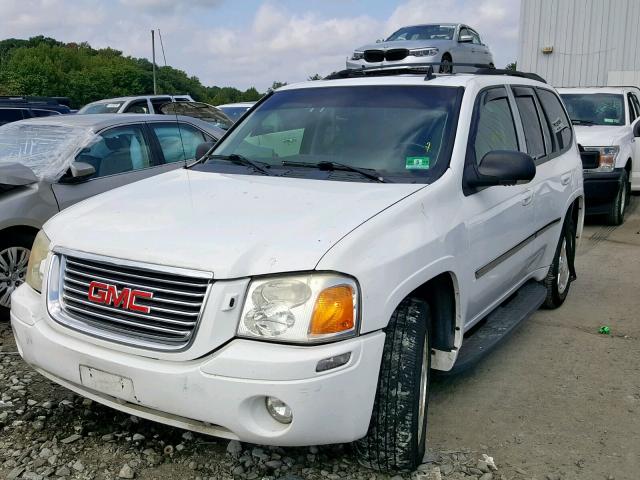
xmin=0 ymin=232 xmax=35 ymax=320
xmin=543 ymin=211 xmax=576 ymax=309
xmin=606 ymin=170 xmax=628 ymax=225
xmin=354 ymin=298 xmax=431 ymax=473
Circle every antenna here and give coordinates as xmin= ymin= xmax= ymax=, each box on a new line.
xmin=151 ymin=30 xmax=157 ymax=94
xmin=158 ymin=29 xmax=167 ymax=66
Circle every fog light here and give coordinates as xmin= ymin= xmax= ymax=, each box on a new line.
xmin=316 ymin=352 xmax=351 ymax=372
xmin=265 ymin=397 xmax=292 ymax=424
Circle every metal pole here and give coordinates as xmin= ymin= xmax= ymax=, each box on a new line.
xmin=151 ymin=30 xmax=157 ymax=95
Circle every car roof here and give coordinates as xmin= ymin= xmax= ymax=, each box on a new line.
xmin=557 ymin=86 xmax=638 ymax=94
xmin=217 ymin=102 xmax=256 ymax=108
xmin=14 ymin=113 xmax=224 ymax=136
xmin=85 ymin=95 xmax=190 ymax=104
xmin=277 ymin=73 xmax=549 ymax=91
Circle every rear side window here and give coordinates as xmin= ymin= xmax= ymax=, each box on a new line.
xmin=471 ymin=87 xmax=519 ymax=164
xmin=0 ymin=108 xmax=25 ymax=125
xmin=513 ymin=87 xmax=546 ymax=160
xmin=150 ymin=123 xmax=207 ymax=162
xmin=537 ymin=89 xmax=572 ymax=152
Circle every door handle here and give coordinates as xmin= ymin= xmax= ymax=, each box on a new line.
xmin=561 ymin=173 xmax=571 ymax=185
xmin=521 ymin=189 xmax=534 ymax=206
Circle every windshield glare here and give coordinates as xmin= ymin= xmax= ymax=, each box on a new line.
xmin=560 ymin=93 xmax=625 ymax=126
xmin=211 ymin=86 xmax=461 ymax=182
xmin=78 ymin=102 xmax=124 ymax=114
xmin=387 ymin=25 xmax=455 ymax=41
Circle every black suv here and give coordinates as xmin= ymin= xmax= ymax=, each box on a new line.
xmin=0 ymin=96 xmax=72 ymax=126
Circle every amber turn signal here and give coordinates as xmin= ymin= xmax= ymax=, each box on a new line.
xmin=309 ymin=285 xmax=355 ymax=335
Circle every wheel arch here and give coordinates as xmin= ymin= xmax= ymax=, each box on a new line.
xmin=0 ymin=225 xmax=39 ymax=246
xmin=390 ymin=271 xmax=461 ymax=370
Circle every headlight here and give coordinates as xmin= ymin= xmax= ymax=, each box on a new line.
xmin=25 ymin=230 xmax=51 ymax=293
xmin=409 ymin=48 xmax=439 ymax=57
xmin=585 ymin=146 xmax=619 ymax=172
xmin=351 ymin=51 xmax=364 ymax=61
xmin=238 ymin=273 xmax=358 ymax=343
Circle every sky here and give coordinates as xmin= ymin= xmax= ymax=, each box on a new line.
xmin=1 ymin=0 xmax=521 ymax=91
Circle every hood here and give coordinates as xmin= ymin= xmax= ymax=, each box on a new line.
xmin=44 ymin=169 xmax=423 ymax=279
xmin=354 ymin=39 xmax=450 ymax=51
xmin=0 ymin=163 xmax=38 ymax=187
xmin=573 ymin=125 xmax=628 ymax=147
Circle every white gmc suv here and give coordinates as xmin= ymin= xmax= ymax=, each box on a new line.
xmin=558 ymin=86 xmax=640 ymax=225
xmin=11 ymin=67 xmax=584 ymax=473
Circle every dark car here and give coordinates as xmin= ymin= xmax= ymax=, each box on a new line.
xmin=0 ymin=96 xmax=72 ymax=126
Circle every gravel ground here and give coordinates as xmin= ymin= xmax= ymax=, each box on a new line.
xmin=1 ymin=200 xmax=638 ymax=480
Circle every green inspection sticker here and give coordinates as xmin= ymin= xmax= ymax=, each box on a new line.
xmin=406 ymin=156 xmax=431 ymax=169
xmin=604 ymin=118 xmax=617 ymax=124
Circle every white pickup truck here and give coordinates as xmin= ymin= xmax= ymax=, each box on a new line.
xmin=11 ymin=67 xmax=584 ymax=473
xmin=558 ymin=86 xmax=640 ymax=224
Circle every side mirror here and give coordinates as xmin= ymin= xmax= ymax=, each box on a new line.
xmin=466 ymin=151 xmax=536 ymax=188
xmin=196 ymin=141 xmax=216 ymax=160
xmin=633 ymin=120 xmax=640 ymax=137
xmin=579 ymin=150 xmax=599 ymax=169
xmin=70 ymin=162 xmax=96 ymax=179
xmin=459 ymin=35 xmax=473 ymax=43
xmin=60 ymin=162 xmax=95 ymax=183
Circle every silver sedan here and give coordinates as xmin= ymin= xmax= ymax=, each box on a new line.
xmin=346 ymin=23 xmax=494 ymax=72
xmin=0 ymin=114 xmax=223 ymax=315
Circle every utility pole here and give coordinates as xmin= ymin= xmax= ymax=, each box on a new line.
xmin=151 ymin=29 xmax=157 ymax=94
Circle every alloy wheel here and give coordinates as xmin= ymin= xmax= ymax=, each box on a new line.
xmin=557 ymin=239 xmax=570 ymax=295
xmin=0 ymin=247 xmax=30 ymax=308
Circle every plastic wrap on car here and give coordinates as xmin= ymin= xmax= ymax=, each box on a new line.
xmin=0 ymin=122 xmax=99 ymax=182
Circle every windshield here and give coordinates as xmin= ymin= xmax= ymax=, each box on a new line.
xmin=208 ymin=86 xmax=461 ymax=183
xmin=0 ymin=122 xmax=98 ymax=182
xmin=387 ymin=25 xmax=455 ymax=41
xmin=78 ymin=102 xmax=124 ymax=114
xmin=560 ymin=93 xmax=625 ymax=126
xmin=219 ymin=106 xmax=251 ymax=122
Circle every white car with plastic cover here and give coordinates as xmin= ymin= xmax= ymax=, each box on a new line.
xmin=11 ymin=64 xmax=583 ymax=473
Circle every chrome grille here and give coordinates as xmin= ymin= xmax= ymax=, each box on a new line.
xmin=55 ymin=253 xmax=211 ymax=350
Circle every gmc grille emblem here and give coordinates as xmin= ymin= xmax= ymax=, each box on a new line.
xmin=87 ymin=281 xmax=153 ymax=314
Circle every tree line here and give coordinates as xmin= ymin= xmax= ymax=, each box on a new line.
xmin=0 ymin=36 xmax=265 ymax=108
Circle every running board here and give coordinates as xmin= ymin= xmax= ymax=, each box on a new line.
xmin=444 ymin=281 xmax=547 ymax=375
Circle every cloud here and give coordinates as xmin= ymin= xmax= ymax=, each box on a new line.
xmin=0 ymin=0 xmax=521 ymax=91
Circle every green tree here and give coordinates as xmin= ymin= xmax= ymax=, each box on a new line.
xmin=505 ymin=62 xmax=517 ymax=71
xmin=0 ymin=36 xmax=267 ymax=108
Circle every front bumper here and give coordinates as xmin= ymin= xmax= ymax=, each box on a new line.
xmin=346 ymin=55 xmax=438 ymax=70
xmin=583 ymin=168 xmax=624 ymax=214
xmin=11 ymin=284 xmax=385 ymax=445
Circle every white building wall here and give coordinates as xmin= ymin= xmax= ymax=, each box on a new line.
xmin=518 ymin=0 xmax=640 ymax=87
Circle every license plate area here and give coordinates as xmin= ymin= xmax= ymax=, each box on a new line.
xmin=79 ymin=366 xmax=136 ymax=403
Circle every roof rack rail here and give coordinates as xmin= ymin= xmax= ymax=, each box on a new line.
xmin=0 ymin=95 xmax=71 ymax=105
xmin=324 ymin=63 xmax=547 ymax=83
xmin=474 ymin=68 xmax=546 ymax=83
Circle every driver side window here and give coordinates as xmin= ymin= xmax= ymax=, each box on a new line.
xmin=75 ymin=125 xmax=153 ymax=178
xmin=471 ymin=88 xmax=519 ymax=164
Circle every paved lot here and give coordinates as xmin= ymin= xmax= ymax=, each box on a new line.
xmin=1 ymin=200 xmax=638 ymax=480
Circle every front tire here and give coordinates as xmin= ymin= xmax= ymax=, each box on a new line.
xmin=439 ymin=55 xmax=452 ymax=73
xmin=0 ymin=232 xmax=35 ymax=320
xmin=606 ymin=170 xmax=628 ymax=225
xmin=355 ymin=298 xmax=431 ymax=473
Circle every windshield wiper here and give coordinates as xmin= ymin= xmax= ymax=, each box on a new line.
xmin=571 ymin=119 xmax=597 ymax=126
xmin=281 ymin=160 xmax=389 ymax=183
xmin=206 ymin=154 xmax=272 ymax=175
